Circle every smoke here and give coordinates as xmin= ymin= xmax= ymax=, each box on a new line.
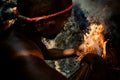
xmin=74 ymin=0 xmax=120 ymax=39
xmin=74 ymin=0 xmax=119 ymax=28
xmin=74 ymin=0 xmax=120 ymax=21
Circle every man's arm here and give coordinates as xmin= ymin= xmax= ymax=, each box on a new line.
xmin=46 ymin=48 xmax=76 ymax=60
xmin=34 ymin=40 xmax=77 ymax=60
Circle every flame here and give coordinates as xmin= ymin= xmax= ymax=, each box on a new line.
xmin=77 ymin=23 xmax=107 ymax=61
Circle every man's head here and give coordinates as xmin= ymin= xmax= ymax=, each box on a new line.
xmin=17 ymin=0 xmax=73 ymax=39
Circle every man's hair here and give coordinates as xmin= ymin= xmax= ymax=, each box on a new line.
xmin=17 ymin=0 xmax=72 ymax=17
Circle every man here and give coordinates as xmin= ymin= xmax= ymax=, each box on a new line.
xmin=0 ymin=0 xmax=77 ymax=80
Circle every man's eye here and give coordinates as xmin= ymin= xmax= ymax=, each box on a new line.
xmin=47 ymin=21 xmax=56 ymax=26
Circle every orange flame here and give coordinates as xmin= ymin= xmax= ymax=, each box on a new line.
xmin=77 ymin=23 xmax=107 ymax=61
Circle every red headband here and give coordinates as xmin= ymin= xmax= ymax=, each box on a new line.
xmin=16 ymin=3 xmax=73 ymax=22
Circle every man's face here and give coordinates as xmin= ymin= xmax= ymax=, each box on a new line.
xmin=36 ymin=10 xmax=71 ymax=39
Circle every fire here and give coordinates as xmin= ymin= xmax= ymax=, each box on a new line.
xmin=77 ymin=23 xmax=108 ymax=61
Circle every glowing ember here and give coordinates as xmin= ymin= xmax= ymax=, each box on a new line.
xmin=77 ymin=23 xmax=107 ymax=61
